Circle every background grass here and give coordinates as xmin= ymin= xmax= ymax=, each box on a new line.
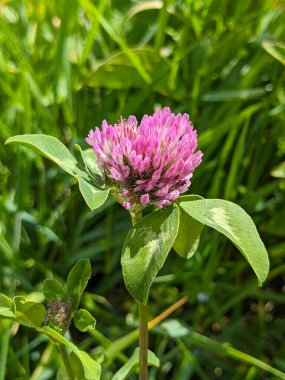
xmin=0 ymin=0 xmax=285 ymax=379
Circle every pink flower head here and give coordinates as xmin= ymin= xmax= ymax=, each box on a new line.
xmin=86 ymin=107 xmax=203 ymax=211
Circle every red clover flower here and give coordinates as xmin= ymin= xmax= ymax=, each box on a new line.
xmin=86 ymin=107 xmax=202 ymax=212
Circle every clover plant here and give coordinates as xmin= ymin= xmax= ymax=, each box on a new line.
xmin=3 ymin=107 xmax=269 ymax=379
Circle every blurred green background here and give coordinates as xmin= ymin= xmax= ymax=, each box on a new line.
xmin=1 ymin=0 xmax=285 ymax=379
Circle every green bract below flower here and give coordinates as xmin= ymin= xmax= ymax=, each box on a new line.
xmin=86 ymin=107 xmax=203 ymax=212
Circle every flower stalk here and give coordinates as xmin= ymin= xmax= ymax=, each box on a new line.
xmin=130 ymin=211 xmax=148 ymax=379
xmin=57 ymin=343 xmax=74 ymax=380
xmin=139 ymin=302 xmax=148 ymax=380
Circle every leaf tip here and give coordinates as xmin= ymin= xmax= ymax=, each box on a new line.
xmin=5 ymin=137 xmax=13 ymax=145
xmin=5 ymin=135 xmax=24 ymax=145
xmin=74 ymin=143 xmax=82 ymax=152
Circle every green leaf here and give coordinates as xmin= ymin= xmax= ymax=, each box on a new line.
xmin=178 ymin=195 xmax=204 ymax=202
xmin=180 ymin=199 xmax=269 ymax=285
xmin=6 ymin=135 xmax=109 ymax=211
xmin=85 ymin=50 xmax=169 ymax=90
xmin=174 ymin=195 xmax=204 ymax=259
xmin=0 ymin=294 xmax=13 ymax=308
xmin=42 ymin=326 xmax=101 ymax=380
xmin=122 ymin=205 xmax=180 ymax=304
xmin=43 ymin=279 xmax=68 ymax=302
xmin=270 ymin=161 xmax=285 ymax=178
xmin=74 ymin=145 xmax=103 ymax=186
xmin=12 ymin=296 xmax=46 ymax=327
xmin=77 ymin=176 xmax=110 ymax=211
xmin=112 ymin=347 xmax=159 ymax=380
xmin=201 ymin=88 xmax=265 ymax=102
xmin=80 ymin=3 xmax=152 ymax=85
xmin=74 ymin=309 xmax=96 ymax=332
xmin=161 ymin=319 xmax=190 ymax=338
xmin=262 ymin=40 xmax=285 ymax=65
xmin=67 ymin=259 xmax=91 ymax=312
xmin=57 ymin=352 xmax=89 ymax=380
xmin=5 ymin=134 xmax=82 ymax=177
xmin=0 ymin=307 xmax=15 ymax=320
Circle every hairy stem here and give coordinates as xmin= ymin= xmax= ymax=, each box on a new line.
xmin=139 ymin=302 xmax=148 ymax=380
xmin=57 ymin=343 xmax=74 ymax=380
xmin=130 ymin=210 xmax=148 ymax=379
xmin=94 ymin=296 xmax=189 ymax=362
